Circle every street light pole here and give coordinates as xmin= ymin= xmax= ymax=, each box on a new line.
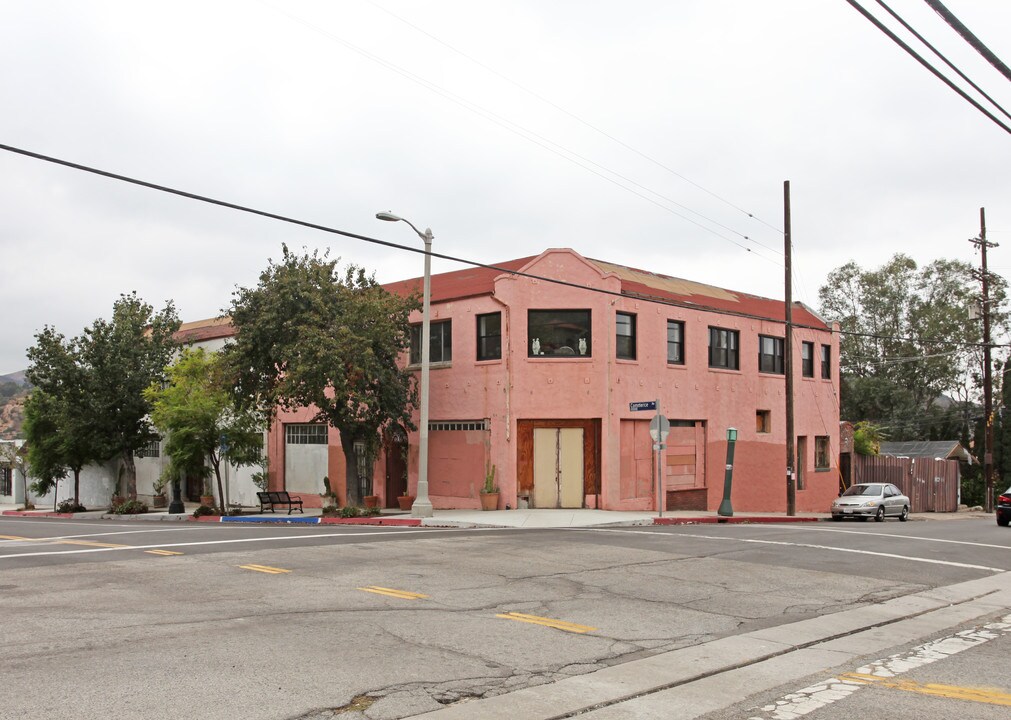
xmin=376 ymin=211 xmax=435 ymax=518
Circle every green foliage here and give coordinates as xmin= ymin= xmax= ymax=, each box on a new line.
xmin=819 ymin=254 xmax=1008 ymax=441
xmin=145 ymin=347 xmax=265 ymax=513
xmin=225 ymin=245 xmax=420 ymax=506
xmin=852 ymin=421 xmax=883 ymax=456
xmin=192 ymin=504 xmax=218 ymax=518
xmin=113 ymin=499 xmax=148 ymax=515
xmin=361 ymin=505 xmax=381 ymax=517
xmin=482 ymin=463 xmax=498 ymax=494
xmin=55 ymin=498 xmax=87 ymax=513
xmin=338 ymin=505 xmax=362 ymax=518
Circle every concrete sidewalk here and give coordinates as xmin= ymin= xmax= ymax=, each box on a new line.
xmin=0 ymin=502 xmax=992 ymax=527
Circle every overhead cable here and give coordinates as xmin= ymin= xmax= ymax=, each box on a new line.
xmin=923 ymin=0 xmax=1011 ymax=84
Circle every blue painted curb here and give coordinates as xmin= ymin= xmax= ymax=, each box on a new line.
xmin=220 ymin=515 xmax=321 ymax=524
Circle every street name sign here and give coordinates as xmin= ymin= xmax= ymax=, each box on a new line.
xmin=629 ymin=400 xmax=657 ymax=412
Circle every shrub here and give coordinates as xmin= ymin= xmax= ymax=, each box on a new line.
xmin=193 ymin=504 xmax=218 ymax=518
xmin=56 ymin=499 xmax=87 ymax=513
xmin=361 ymin=505 xmax=381 ymax=517
xmin=338 ymin=505 xmax=362 ymax=518
xmin=321 ymin=504 xmax=340 ymax=515
xmin=113 ymin=499 xmax=148 ymax=515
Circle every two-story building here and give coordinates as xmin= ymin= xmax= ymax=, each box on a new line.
xmin=263 ymin=248 xmax=840 ymax=514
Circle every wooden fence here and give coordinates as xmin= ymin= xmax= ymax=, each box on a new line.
xmin=850 ymin=454 xmax=959 ymax=512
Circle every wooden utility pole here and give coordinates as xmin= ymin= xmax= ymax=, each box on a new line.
xmin=970 ymin=208 xmax=998 ymax=512
xmin=785 ymin=181 xmax=796 ymax=516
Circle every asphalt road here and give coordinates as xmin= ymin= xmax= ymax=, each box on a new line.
xmin=1 ymin=515 xmax=1009 ymax=719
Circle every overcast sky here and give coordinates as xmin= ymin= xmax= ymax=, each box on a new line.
xmin=2 ymin=0 xmax=1010 ymax=375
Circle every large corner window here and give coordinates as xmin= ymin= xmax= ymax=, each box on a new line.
xmin=476 ymin=312 xmax=501 ymax=361
xmin=410 ymin=319 xmax=452 ymax=365
xmin=616 ymin=312 xmax=636 ymax=360
xmin=667 ymin=320 xmax=685 ymax=365
xmin=758 ymin=335 xmax=784 ymax=374
xmin=801 ymin=341 xmax=814 ymax=378
xmin=821 ymin=344 xmax=831 ymax=379
xmin=708 ymin=327 xmax=739 ymax=370
xmin=528 ymin=310 xmax=591 ymax=357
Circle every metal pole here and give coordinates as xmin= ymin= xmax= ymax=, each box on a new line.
xmin=656 ymin=397 xmax=663 ymax=518
xmin=980 ymin=208 xmax=995 ymax=513
xmin=784 ymin=181 xmax=796 ymax=516
xmin=413 ymin=229 xmax=435 ymax=518
xmin=718 ymin=429 xmax=737 ymax=517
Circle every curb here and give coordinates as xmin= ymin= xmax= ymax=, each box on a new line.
xmin=653 ymin=515 xmax=822 ymax=525
xmin=1 ymin=510 xmax=75 ymax=518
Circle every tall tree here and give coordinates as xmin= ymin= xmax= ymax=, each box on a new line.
xmin=80 ymin=292 xmax=180 ymax=499
xmin=24 ymin=328 xmax=96 ymax=503
xmin=819 ymin=254 xmax=1008 ymax=441
xmin=145 ymin=347 xmax=265 ymax=513
xmin=225 ymin=246 xmax=419 ymax=506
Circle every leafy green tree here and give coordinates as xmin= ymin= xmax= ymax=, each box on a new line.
xmin=225 ymin=246 xmax=419 ymax=506
xmin=145 ymin=347 xmax=265 ymax=513
xmin=852 ymin=421 xmax=884 ymax=456
xmin=24 ymin=328 xmax=96 ymax=504
xmin=819 ymin=254 xmax=1008 ymax=441
xmin=0 ymin=441 xmax=31 ymax=509
xmin=80 ymin=292 xmax=180 ymax=499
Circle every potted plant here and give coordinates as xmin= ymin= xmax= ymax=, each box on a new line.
xmin=363 ymin=494 xmax=380 ymax=508
xmin=152 ymin=467 xmax=170 ymax=508
xmin=397 ymin=468 xmax=414 ymax=510
xmin=480 ymin=463 xmax=499 ymax=511
xmin=199 ymin=478 xmax=215 ymax=508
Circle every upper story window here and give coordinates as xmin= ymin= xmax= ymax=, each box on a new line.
xmin=815 ymin=436 xmax=831 ymax=469
xmin=285 ymin=423 xmax=327 ymax=444
xmin=135 ymin=439 xmax=161 ymax=458
xmin=667 ymin=320 xmax=685 ymax=365
xmin=410 ymin=319 xmax=452 ymax=365
xmin=616 ymin=312 xmax=636 ymax=360
xmin=758 ymin=335 xmax=784 ymax=374
xmin=801 ymin=341 xmax=814 ymax=378
xmin=821 ymin=344 xmax=831 ymax=379
xmin=476 ymin=313 xmax=501 ymax=361
xmin=709 ymin=327 xmax=740 ymax=370
xmin=528 ymin=310 xmax=591 ymax=357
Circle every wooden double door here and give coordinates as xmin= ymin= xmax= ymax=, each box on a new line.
xmin=517 ymin=419 xmax=600 ymax=509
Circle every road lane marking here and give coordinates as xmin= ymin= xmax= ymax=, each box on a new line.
xmin=754 ymin=525 xmax=1011 ymax=551
xmin=496 ymin=612 xmax=597 ymax=634
xmin=840 ymin=673 xmax=1011 ymax=706
xmin=0 ymin=535 xmax=32 ymax=541
xmin=357 ymin=586 xmax=429 ymax=600
xmin=57 ymin=540 xmax=129 ymax=548
xmin=586 ymin=528 xmax=1005 ymax=572
xmin=0 ymin=528 xmax=501 ymax=560
xmin=145 ymin=549 xmax=183 ymax=556
xmin=238 ymin=564 xmax=291 ymax=574
xmin=748 ymin=614 xmax=1011 ymax=719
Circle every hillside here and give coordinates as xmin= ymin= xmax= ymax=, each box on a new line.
xmin=0 ymin=370 xmax=29 ymax=439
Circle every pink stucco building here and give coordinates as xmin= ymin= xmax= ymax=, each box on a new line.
xmin=260 ymin=248 xmax=840 ymax=514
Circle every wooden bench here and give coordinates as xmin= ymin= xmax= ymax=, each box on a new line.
xmin=257 ymin=491 xmax=304 ymax=515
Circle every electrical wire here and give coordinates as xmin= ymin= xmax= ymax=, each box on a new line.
xmin=873 ymin=0 xmax=1011 ymax=121
xmin=923 ymin=0 xmax=1011 ymax=84
xmin=842 ymin=0 xmax=1011 ymax=136
xmin=256 ymin=0 xmax=781 ymax=261
xmin=2 ymin=140 xmax=1007 ymax=352
xmin=358 ymin=0 xmax=786 ymax=238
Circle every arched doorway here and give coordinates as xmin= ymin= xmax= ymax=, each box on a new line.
xmin=384 ymin=425 xmax=408 ymax=508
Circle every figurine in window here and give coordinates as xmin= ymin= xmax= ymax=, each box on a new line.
xmin=578 ymin=338 xmax=587 ymax=355
xmin=532 ymin=338 xmax=541 ymax=355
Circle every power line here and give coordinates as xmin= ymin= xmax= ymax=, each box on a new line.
xmin=873 ymin=0 xmax=1011 ymax=122
xmin=359 ymin=0 xmax=785 ymax=237
xmin=923 ymin=0 xmax=1011 ymax=84
xmin=256 ymin=0 xmax=781 ymax=261
xmin=842 ymin=0 xmax=1011 ymax=135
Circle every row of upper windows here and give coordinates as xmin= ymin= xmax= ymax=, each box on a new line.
xmin=410 ymin=310 xmax=831 ymax=379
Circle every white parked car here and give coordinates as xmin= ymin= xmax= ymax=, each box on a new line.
xmin=831 ymin=483 xmax=910 ymax=522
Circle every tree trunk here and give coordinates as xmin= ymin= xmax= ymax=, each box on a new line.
xmin=339 ymin=428 xmax=362 ymax=507
xmin=122 ymin=451 xmax=138 ymax=499
xmin=212 ymin=458 xmax=226 ymax=514
xmin=73 ymin=467 xmax=81 ymax=504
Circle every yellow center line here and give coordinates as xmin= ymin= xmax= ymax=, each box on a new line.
xmin=496 ymin=612 xmax=597 ymax=634
xmin=238 ymin=564 xmax=291 ymax=574
xmin=841 ymin=673 xmax=1011 ymax=706
xmin=58 ymin=540 xmax=128 ymax=548
xmin=145 ymin=549 xmax=184 ymax=556
xmin=357 ymin=586 xmax=429 ymax=600
xmin=0 ymin=535 xmax=32 ymax=541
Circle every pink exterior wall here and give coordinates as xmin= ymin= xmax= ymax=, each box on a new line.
xmin=267 ymin=249 xmax=840 ymax=514
xmin=412 ymin=250 xmax=839 ymax=513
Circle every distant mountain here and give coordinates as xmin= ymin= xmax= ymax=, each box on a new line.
xmin=0 ymin=370 xmax=28 ymax=386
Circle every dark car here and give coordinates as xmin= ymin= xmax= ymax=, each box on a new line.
xmin=998 ymin=486 xmax=1011 ymax=527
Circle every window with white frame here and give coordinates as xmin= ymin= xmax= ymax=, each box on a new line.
xmin=667 ymin=320 xmax=685 ymax=365
xmin=410 ymin=319 xmax=452 ymax=365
